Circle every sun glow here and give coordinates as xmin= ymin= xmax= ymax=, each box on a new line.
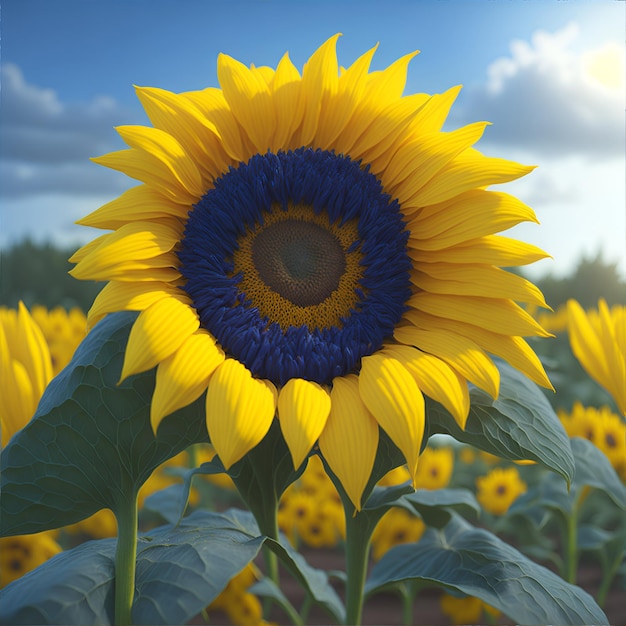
xmin=582 ymin=43 xmax=625 ymax=91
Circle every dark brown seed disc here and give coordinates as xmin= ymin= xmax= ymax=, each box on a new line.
xmin=252 ymin=219 xmax=346 ymax=306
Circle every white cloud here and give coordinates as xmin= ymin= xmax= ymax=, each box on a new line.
xmin=0 ymin=63 xmax=135 ymax=197
xmin=455 ymin=23 xmax=625 ymax=158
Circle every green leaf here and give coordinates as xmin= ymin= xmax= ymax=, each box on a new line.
xmin=249 ymin=578 xmax=302 ymax=626
xmin=132 ymin=510 xmax=265 ymax=625
xmin=365 ymin=513 xmax=608 ymax=625
xmin=0 ymin=538 xmax=117 ymax=625
xmin=0 ymin=312 xmax=208 ymax=537
xmin=569 ymin=437 xmax=626 ymax=508
xmin=400 ymin=488 xmax=480 ymax=528
xmin=429 ymin=360 xmax=574 ymax=485
xmin=265 ymin=537 xmax=346 ymax=623
xmin=0 ymin=509 xmax=266 ymax=626
xmin=141 ymin=483 xmax=189 ymax=526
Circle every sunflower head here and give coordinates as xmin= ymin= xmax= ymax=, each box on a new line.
xmin=71 ymin=35 xmax=552 ymax=510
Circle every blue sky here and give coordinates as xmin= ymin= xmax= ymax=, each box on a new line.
xmin=1 ymin=0 xmax=624 ymax=280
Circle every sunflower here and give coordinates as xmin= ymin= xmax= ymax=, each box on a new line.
xmin=71 ymin=35 xmax=552 ymax=511
xmin=475 ymin=466 xmax=527 ymax=515
xmin=0 ymin=303 xmax=54 ymax=445
xmin=567 ymin=299 xmax=626 ymax=416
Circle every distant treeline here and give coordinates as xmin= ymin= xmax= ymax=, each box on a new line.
xmin=1 ymin=239 xmax=624 ymax=313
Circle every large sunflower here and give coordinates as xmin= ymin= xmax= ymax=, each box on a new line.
xmin=71 ymin=35 xmax=552 ymax=510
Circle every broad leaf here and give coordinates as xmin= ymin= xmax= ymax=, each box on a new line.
xmin=429 ymin=360 xmax=574 ymax=485
xmin=569 ymin=437 xmax=626 ymax=508
xmin=400 ymin=488 xmax=480 ymax=527
xmin=0 ymin=538 xmax=116 ymax=625
xmin=365 ymin=513 xmax=607 ymax=625
xmin=265 ymin=537 xmax=345 ymax=623
xmin=0 ymin=312 xmax=208 ymax=536
xmin=0 ymin=508 xmax=341 ymax=625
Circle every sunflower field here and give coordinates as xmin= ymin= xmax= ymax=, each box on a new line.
xmin=1 ymin=36 xmax=625 ymax=626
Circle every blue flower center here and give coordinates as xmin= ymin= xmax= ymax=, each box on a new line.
xmin=178 ymin=148 xmax=412 ymax=386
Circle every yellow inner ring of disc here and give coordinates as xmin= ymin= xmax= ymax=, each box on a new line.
xmin=232 ymin=203 xmax=364 ymax=331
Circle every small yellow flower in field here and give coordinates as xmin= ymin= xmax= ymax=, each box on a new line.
xmin=559 ymin=402 xmax=626 ymax=480
xmin=378 ymin=464 xmax=412 ymax=487
xmin=567 ymin=299 xmax=626 ymax=416
xmin=30 ymin=305 xmax=87 ymax=375
xmin=440 ymin=593 xmax=500 ymax=625
xmin=535 ymin=303 xmax=569 ymax=334
xmin=0 ymin=303 xmax=87 ymax=445
xmin=0 ymin=303 xmax=53 ymax=445
xmin=64 ymin=508 xmax=118 ymax=540
xmin=207 ymin=563 xmax=267 ymax=626
xmin=71 ymin=34 xmax=552 ymax=512
xmin=0 ymin=532 xmax=62 ymax=588
xmin=414 ymin=446 xmax=454 ymax=490
xmin=277 ymin=457 xmax=344 ymax=548
xmin=476 ymin=467 xmax=527 ymax=515
xmin=458 ymin=445 xmax=477 ymax=465
xmin=370 ymin=508 xmax=425 ymax=561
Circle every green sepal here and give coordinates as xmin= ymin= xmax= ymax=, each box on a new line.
xmin=0 ymin=312 xmax=208 ymax=537
xmin=428 ymin=360 xmax=574 ymax=485
xmin=221 ymin=420 xmax=307 ymax=537
xmin=365 ymin=513 xmax=608 ymax=625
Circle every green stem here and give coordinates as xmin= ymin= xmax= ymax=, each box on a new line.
xmin=114 ymin=493 xmax=139 ymax=626
xmin=564 ymin=502 xmax=578 ymax=584
xmin=344 ymin=511 xmax=371 ymax=626
xmin=400 ymin=583 xmax=414 ymax=626
xmin=596 ymin=550 xmax=622 ymax=608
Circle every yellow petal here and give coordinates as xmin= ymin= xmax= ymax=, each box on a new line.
xmin=394 ymin=324 xmax=500 ymax=398
xmin=151 ymin=330 xmax=225 ymax=432
xmin=382 ymin=344 xmax=470 ymax=429
xmin=361 ymin=50 xmax=420 ymax=107
xmin=76 ymin=185 xmax=188 ymax=230
xmin=182 ymin=87 xmax=255 ymax=163
xmin=407 ymin=150 xmax=534 ymax=207
xmin=298 ymin=33 xmax=341 ymax=146
xmin=0 ymin=319 xmax=38 ymax=443
xmin=568 ymin=299 xmax=626 ymax=415
xmin=409 ymin=293 xmax=552 ymax=338
xmin=316 ymin=45 xmax=381 ymax=151
xmin=277 ymin=378 xmax=331 ymax=470
xmin=217 ymin=53 xmax=276 ymax=152
xmin=69 ymin=221 xmax=180 ymax=282
xmin=318 ymin=375 xmax=379 ymax=511
xmin=135 ymin=86 xmax=229 ymax=181
xmin=408 ymin=235 xmax=550 ymax=267
xmin=349 ymin=93 xmax=432 ymax=168
xmin=15 ymin=302 xmax=53 ymax=401
xmin=87 ymin=281 xmax=189 ymax=327
xmin=205 ymin=358 xmax=276 ymax=469
xmin=269 ymin=52 xmax=304 ymax=150
xmin=407 ymin=84 xmax=462 ymax=135
xmin=405 ymin=310 xmax=553 ymax=391
xmin=408 ymin=190 xmax=538 ymax=251
xmin=358 ymin=354 xmax=425 ymax=483
xmin=115 ymin=125 xmax=204 ymax=197
xmin=120 ymin=297 xmax=199 ymax=381
xmin=412 ymin=263 xmax=548 ymax=307
xmin=385 ymin=122 xmax=489 ymax=202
